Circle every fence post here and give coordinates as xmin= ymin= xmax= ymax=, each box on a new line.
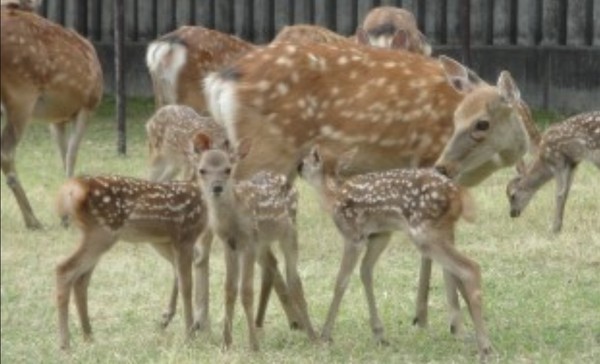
xmin=462 ymin=0 xmax=471 ymax=66
xmin=114 ymin=0 xmax=126 ymax=155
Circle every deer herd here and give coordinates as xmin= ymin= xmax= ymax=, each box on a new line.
xmin=1 ymin=1 xmax=598 ymax=361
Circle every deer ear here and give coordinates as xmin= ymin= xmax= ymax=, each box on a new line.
xmin=355 ymin=27 xmax=370 ymax=45
xmin=497 ymin=71 xmax=521 ymax=104
xmin=235 ymin=138 xmax=252 ymax=160
xmin=439 ymin=55 xmax=481 ymax=94
xmin=418 ymin=32 xmax=433 ymax=56
xmin=391 ymin=29 xmax=411 ymax=50
xmin=191 ymin=132 xmax=211 ymax=154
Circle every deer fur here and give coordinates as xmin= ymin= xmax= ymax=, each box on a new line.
xmin=273 ymin=24 xmax=354 ymax=46
xmin=1 ymin=6 xmax=103 ymax=229
xmin=55 ymin=174 xmax=208 ymax=350
xmin=298 ymin=146 xmax=491 ymax=360
xmin=506 ymin=111 xmax=600 ymax=233
xmin=194 ymin=138 xmax=317 ymax=351
xmin=146 ymin=25 xmax=254 ymax=114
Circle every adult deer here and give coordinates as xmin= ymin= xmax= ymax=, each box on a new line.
xmin=506 ymin=111 xmax=600 ymax=233
xmin=195 ymin=138 xmax=317 ymax=351
xmin=355 ymin=6 xmax=432 ymax=56
xmin=145 ymin=106 xmax=303 ymax=332
xmin=1 ymin=6 xmax=103 ymax=229
xmin=146 ymin=25 xmax=254 ymax=114
xmin=205 ymin=42 xmax=536 ymax=332
xmin=299 ymin=146 xmax=491 ymax=360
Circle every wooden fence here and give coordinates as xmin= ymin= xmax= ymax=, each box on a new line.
xmin=35 ymin=0 xmax=600 ymax=111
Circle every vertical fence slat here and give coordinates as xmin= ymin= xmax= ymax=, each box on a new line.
xmin=215 ymin=0 xmax=234 ymax=33
xmin=471 ymin=0 xmax=487 ymax=46
xmin=234 ymin=0 xmax=253 ymax=40
xmin=446 ymin=0 xmax=461 ymax=45
xmin=196 ymin=0 xmax=215 ymax=28
xmin=336 ymin=0 xmax=358 ymax=35
xmin=125 ymin=0 xmax=137 ymax=41
xmin=541 ymin=0 xmax=560 ymax=45
xmin=176 ymin=0 xmax=193 ymax=27
xmin=254 ymin=0 xmax=274 ymax=43
xmin=64 ymin=0 xmax=76 ymax=30
xmin=517 ymin=0 xmax=535 ymax=45
xmin=273 ymin=0 xmax=292 ymax=34
xmin=493 ymin=0 xmax=511 ymax=45
xmin=356 ymin=0 xmax=376 ymax=27
xmin=137 ymin=0 xmax=155 ymax=41
xmin=593 ymin=0 xmax=600 ymax=46
xmin=293 ymin=0 xmax=314 ymax=24
xmin=424 ymin=0 xmax=445 ymax=45
xmin=156 ymin=0 xmax=175 ymax=36
xmin=566 ymin=0 xmax=587 ymax=45
xmin=101 ymin=0 xmax=113 ymax=42
xmin=315 ymin=0 xmax=336 ymax=30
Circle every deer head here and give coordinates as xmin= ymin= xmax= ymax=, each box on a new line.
xmin=434 ymin=56 xmax=530 ymax=186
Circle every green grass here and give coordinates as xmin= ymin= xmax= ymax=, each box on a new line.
xmin=1 ymin=100 xmax=599 ymax=363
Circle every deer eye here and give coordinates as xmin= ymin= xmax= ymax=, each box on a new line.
xmin=199 ymin=169 xmax=207 ymax=175
xmin=474 ymin=119 xmax=490 ymax=131
xmin=224 ymin=168 xmax=231 ymax=175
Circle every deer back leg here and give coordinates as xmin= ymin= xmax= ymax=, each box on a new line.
xmin=150 ymin=243 xmax=178 ymax=329
xmin=239 ymin=245 xmax=259 ymax=350
xmin=552 ymin=162 xmax=576 ymax=233
xmin=65 ymin=109 xmax=90 ymax=177
xmin=174 ymin=240 xmax=195 ymax=336
xmin=360 ymin=232 xmax=391 ymax=345
xmin=49 ymin=122 xmax=68 ymax=173
xmin=413 ymin=256 xmax=432 ymax=328
xmin=192 ymin=230 xmax=213 ymax=332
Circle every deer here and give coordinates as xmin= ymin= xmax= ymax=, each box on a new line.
xmin=204 ymin=42 xmax=538 ymax=336
xmin=506 ymin=111 xmax=600 ymax=233
xmin=195 ymin=137 xmax=317 ymax=351
xmin=146 ymin=25 xmax=254 ymax=114
xmin=145 ymin=106 xmax=304 ymax=332
xmin=1 ymin=5 xmax=103 ymax=229
xmin=355 ymin=6 xmax=432 ymax=56
xmin=1 ymin=0 xmax=40 ymax=11
xmin=298 ymin=145 xmax=491 ymax=360
xmin=272 ymin=24 xmax=355 ymax=46
xmin=54 ymin=165 xmax=211 ymax=349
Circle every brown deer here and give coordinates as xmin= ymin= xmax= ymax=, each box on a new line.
xmin=298 ymin=146 xmax=491 ymax=360
xmin=506 ymin=111 xmax=600 ymax=233
xmin=195 ymin=139 xmax=317 ymax=351
xmin=355 ymin=6 xmax=432 ymax=56
xmin=146 ymin=25 xmax=254 ymax=114
xmin=54 ymin=170 xmax=210 ymax=349
xmin=145 ymin=108 xmax=303 ymax=331
xmin=204 ymin=42 xmax=537 ymax=333
xmin=1 ymin=0 xmax=40 ymax=11
xmin=1 ymin=6 xmax=103 ymax=229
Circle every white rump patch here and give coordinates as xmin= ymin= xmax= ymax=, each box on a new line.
xmin=203 ymin=72 xmax=239 ymax=143
xmin=145 ymin=41 xmax=188 ymax=104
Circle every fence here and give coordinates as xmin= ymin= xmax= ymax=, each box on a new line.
xmin=37 ymin=0 xmax=600 ymax=112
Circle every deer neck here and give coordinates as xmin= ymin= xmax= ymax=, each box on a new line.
xmin=205 ymin=187 xmax=247 ymax=237
xmin=520 ymin=157 xmax=553 ymax=192
xmin=311 ymin=174 xmax=341 ymax=213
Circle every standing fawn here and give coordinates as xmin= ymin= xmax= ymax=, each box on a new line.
xmin=299 ymin=146 xmax=491 ymax=360
xmin=356 ymin=6 xmax=432 ymax=56
xmin=146 ymin=25 xmax=254 ymax=113
xmin=506 ymin=111 xmax=600 ymax=233
xmin=55 ymin=169 xmax=211 ymax=349
xmin=146 ymin=109 xmax=302 ymax=331
xmin=195 ymin=139 xmax=317 ymax=351
xmin=1 ymin=6 xmax=103 ymax=229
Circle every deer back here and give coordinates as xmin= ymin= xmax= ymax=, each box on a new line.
xmin=57 ymin=176 xmax=207 ymax=242
xmin=1 ymin=8 xmax=103 ymax=119
xmin=146 ymin=25 xmax=254 ymax=113
xmin=272 ymin=24 xmax=354 ymax=46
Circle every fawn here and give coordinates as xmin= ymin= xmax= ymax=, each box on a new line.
xmin=195 ymin=140 xmax=317 ymax=351
xmin=298 ymin=146 xmax=492 ymax=360
xmin=507 ymin=111 xmax=600 ymax=233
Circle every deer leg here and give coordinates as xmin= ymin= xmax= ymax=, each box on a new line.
xmin=56 ymin=228 xmax=115 ymax=349
xmin=49 ymin=123 xmax=68 ymax=172
xmin=419 ymin=237 xmax=492 ymax=360
xmin=443 ymin=269 xmax=464 ymax=337
xmin=65 ymin=110 xmax=89 ymax=177
xmin=174 ymin=241 xmax=195 ymax=336
xmin=359 ymin=233 xmax=391 ymax=345
xmin=150 ymin=243 xmax=179 ymax=329
xmin=1 ymin=99 xmax=42 ymax=229
xmin=321 ymin=239 xmax=364 ymax=343
xmin=256 ymin=248 xmax=302 ymax=330
xmin=413 ymin=256 xmax=432 ymax=328
xmin=280 ymin=230 xmax=318 ymax=341
xmin=552 ymin=164 xmax=576 ymax=234
xmin=222 ymin=244 xmax=239 ymax=350
xmin=192 ymin=230 xmax=213 ymax=332
xmin=240 ymin=245 xmax=259 ymax=351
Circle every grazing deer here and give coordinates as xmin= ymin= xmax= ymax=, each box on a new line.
xmin=55 ymin=171 xmax=209 ymax=349
xmin=146 ymin=25 xmax=254 ymax=113
xmin=298 ymin=146 xmax=491 ymax=360
xmin=273 ymin=24 xmax=354 ymax=46
xmin=1 ymin=6 xmax=103 ymax=229
xmin=355 ymin=6 xmax=432 ymax=56
xmin=145 ymin=110 xmax=302 ymax=331
xmin=506 ymin=111 xmax=600 ymax=233
xmin=195 ymin=138 xmax=317 ymax=351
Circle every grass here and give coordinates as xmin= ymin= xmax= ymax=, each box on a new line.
xmin=1 ymin=100 xmax=599 ymax=363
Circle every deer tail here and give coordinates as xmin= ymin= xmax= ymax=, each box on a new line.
xmin=146 ymin=39 xmax=188 ymax=106
xmin=56 ymin=178 xmax=89 ymax=227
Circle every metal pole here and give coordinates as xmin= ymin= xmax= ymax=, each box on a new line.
xmin=462 ymin=0 xmax=472 ymax=67
xmin=114 ymin=0 xmax=126 ymax=155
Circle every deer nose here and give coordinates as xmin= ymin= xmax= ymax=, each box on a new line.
xmin=434 ymin=165 xmax=450 ymax=177
xmin=212 ymin=185 xmax=223 ymax=195
xmin=297 ymin=161 xmax=304 ymax=174
xmin=510 ymin=208 xmax=521 ymax=218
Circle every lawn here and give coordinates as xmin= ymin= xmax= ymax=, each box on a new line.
xmin=1 ymin=100 xmax=599 ymax=363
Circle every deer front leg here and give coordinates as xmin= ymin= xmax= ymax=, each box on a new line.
xmin=50 ymin=122 xmax=69 ymax=173
xmin=413 ymin=256 xmax=432 ymax=328
xmin=222 ymin=244 xmax=239 ymax=350
xmin=240 ymin=245 xmax=259 ymax=351
xmin=321 ymin=239 xmax=364 ymax=343
xmin=552 ymin=165 xmax=575 ymax=234
xmin=65 ymin=110 xmax=89 ymax=177
xmin=151 ymin=243 xmax=179 ymax=328
xmin=360 ymin=233 xmax=391 ymax=345
xmin=443 ymin=269 xmax=464 ymax=337
xmin=73 ymin=268 xmax=97 ymax=342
